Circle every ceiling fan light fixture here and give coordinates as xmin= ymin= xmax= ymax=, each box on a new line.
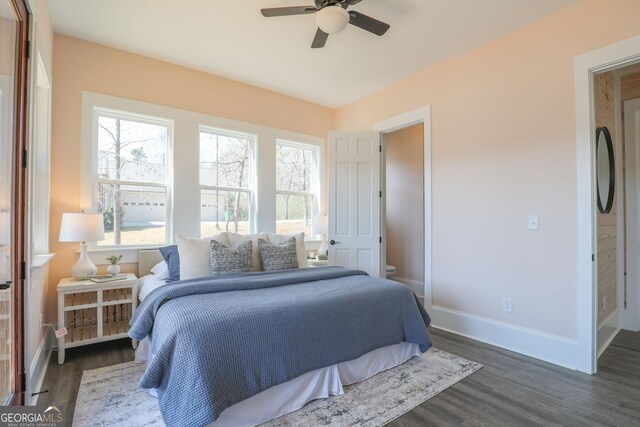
xmin=316 ymin=5 xmax=349 ymax=34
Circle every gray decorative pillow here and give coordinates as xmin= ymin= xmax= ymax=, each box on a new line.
xmin=258 ymin=237 xmax=299 ymax=271
xmin=209 ymin=239 xmax=253 ymax=275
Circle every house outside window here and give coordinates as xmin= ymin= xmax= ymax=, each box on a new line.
xmin=94 ymin=109 xmax=171 ymax=246
xmin=199 ymin=128 xmax=253 ymax=237
xmin=276 ymin=141 xmax=319 ymax=237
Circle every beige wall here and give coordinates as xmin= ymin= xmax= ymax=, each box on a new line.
xmin=594 ymin=72 xmax=617 ymax=323
xmin=385 ymin=124 xmax=424 ymax=284
xmin=335 ymin=0 xmax=640 ymax=339
xmin=49 ymin=35 xmax=335 ymax=318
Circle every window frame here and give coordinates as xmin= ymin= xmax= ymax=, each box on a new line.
xmin=198 ymin=126 xmax=257 ymax=236
xmin=80 ymin=92 xmax=325 ymax=264
xmin=90 ymin=106 xmax=174 ymax=248
xmin=275 ymin=139 xmax=321 ymax=237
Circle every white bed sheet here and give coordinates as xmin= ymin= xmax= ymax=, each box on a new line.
xmin=135 ymin=273 xmax=169 ymax=363
xmin=135 ymin=273 xmax=421 ymax=427
xmin=138 ymin=272 xmax=168 ymax=301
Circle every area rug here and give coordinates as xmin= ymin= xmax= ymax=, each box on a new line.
xmin=73 ymin=348 xmax=482 ymax=427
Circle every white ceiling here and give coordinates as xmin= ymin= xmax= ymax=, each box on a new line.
xmin=48 ymin=0 xmax=579 ymax=108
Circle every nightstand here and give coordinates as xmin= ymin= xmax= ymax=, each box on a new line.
xmin=56 ymin=273 xmax=138 ymax=364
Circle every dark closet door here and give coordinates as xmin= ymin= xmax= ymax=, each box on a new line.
xmin=0 ymin=0 xmax=29 ymax=405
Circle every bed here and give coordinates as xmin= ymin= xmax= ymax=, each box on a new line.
xmin=132 ymin=246 xmax=432 ymax=427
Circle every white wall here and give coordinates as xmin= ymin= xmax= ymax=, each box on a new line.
xmin=337 ymin=0 xmax=640 ymax=371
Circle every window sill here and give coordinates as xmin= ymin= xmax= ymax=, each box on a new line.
xmin=85 ymin=246 xmax=158 ymax=265
xmin=32 ymin=253 xmax=55 ymax=269
xmin=83 ymin=239 xmax=324 ymax=265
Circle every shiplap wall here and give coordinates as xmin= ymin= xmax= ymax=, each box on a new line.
xmin=621 ymin=71 xmax=640 ymax=100
xmin=595 ymin=72 xmax=617 ymax=323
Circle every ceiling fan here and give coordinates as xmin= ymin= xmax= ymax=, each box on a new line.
xmin=261 ymin=0 xmax=390 ymax=49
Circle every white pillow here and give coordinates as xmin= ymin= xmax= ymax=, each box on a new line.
xmin=150 ymin=260 xmax=168 ymax=277
xmin=139 ymin=273 xmax=169 ymax=301
xmin=176 ymin=233 xmax=229 ymax=280
xmin=227 ymin=232 xmax=268 ymax=271
xmin=154 ymin=268 xmax=169 ymax=281
xmin=265 ymin=232 xmax=307 ymax=269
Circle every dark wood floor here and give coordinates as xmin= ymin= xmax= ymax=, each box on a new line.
xmin=39 ymin=329 xmax=640 ymax=426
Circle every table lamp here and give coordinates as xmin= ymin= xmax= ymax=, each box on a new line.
xmin=59 ymin=212 xmax=105 ymax=279
xmin=312 ymin=215 xmax=328 ymax=257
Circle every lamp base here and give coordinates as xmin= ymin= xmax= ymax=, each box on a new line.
xmin=318 ymin=234 xmax=329 ymax=257
xmin=71 ymin=242 xmax=97 ymax=280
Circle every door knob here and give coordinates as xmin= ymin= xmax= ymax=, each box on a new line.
xmin=329 ymin=240 xmax=340 ymax=245
xmin=0 ymin=281 xmax=12 ymax=290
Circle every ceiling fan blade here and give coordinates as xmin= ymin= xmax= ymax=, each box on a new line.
xmin=261 ymin=6 xmax=317 ymax=17
xmin=348 ymin=11 xmax=390 ymax=36
xmin=311 ymin=28 xmax=329 ymax=49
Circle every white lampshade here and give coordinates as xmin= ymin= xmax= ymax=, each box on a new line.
xmin=316 ymin=6 xmax=349 ymax=34
xmin=0 ymin=211 xmax=10 ymax=245
xmin=59 ymin=212 xmax=105 ymax=243
xmin=312 ymin=215 xmax=328 ymax=236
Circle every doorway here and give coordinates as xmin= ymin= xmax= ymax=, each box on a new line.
xmin=592 ymin=63 xmax=640 ymax=362
xmin=374 ymin=106 xmax=432 ymax=306
xmin=382 ymin=124 xmax=425 ymax=298
xmin=575 ymin=35 xmax=640 ymax=374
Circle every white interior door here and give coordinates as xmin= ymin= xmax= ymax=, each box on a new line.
xmin=328 ymin=131 xmax=381 ymax=277
xmin=624 ymin=98 xmax=640 ymax=332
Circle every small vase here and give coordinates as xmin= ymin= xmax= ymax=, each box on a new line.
xmin=106 ymin=264 xmax=121 ymax=276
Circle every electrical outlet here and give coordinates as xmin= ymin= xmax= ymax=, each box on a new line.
xmin=502 ymin=298 xmax=513 ymax=313
xmin=603 ymin=296 xmax=607 ymax=311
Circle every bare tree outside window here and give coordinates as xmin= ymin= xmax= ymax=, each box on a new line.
xmin=276 ymin=142 xmax=318 ymax=237
xmin=96 ymin=113 xmax=169 ymax=246
xmin=199 ymin=130 xmax=251 ymax=236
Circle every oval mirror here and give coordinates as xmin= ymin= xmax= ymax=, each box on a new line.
xmin=596 ymin=126 xmax=615 ymax=214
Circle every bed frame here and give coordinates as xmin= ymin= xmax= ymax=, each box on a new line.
xmin=138 ymin=249 xmax=163 ymax=277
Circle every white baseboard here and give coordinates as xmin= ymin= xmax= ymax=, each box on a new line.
xmin=28 ymin=332 xmax=52 ymax=405
xmin=597 ymin=309 xmax=620 ymax=358
xmin=394 ymin=277 xmax=424 ymax=298
xmin=430 ymin=305 xmax=580 ymax=371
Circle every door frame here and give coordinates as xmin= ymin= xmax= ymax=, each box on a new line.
xmin=374 ymin=106 xmax=432 ymax=307
xmin=575 ymin=35 xmax=640 ymax=374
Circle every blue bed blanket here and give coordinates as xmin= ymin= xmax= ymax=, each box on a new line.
xmin=129 ymin=266 xmax=432 ymax=427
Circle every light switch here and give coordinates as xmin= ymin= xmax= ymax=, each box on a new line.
xmin=528 ymin=215 xmax=539 ymax=230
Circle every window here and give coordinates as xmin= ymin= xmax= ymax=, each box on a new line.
xmin=199 ymin=129 xmax=253 ymax=237
xmin=83 ymin=93 xmax=324 ymax=250
xmin=94 ymin=109 xmax=170 ymax=246
xmin=276 ymin=141 xmax=319 ymax=237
